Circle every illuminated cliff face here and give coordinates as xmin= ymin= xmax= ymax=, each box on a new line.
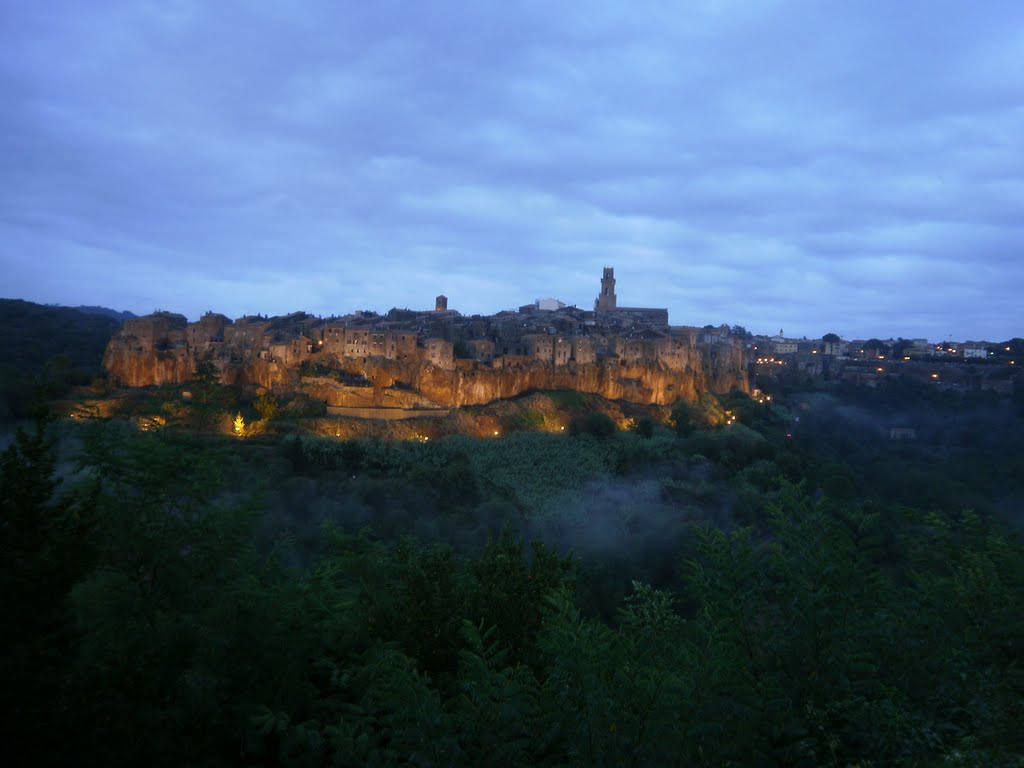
xmin=103 ymin=313 xmax=749 ymax=407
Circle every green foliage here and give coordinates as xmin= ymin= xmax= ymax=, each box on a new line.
xmin=0 ymin=300 xmax=122 ymax=420
xmin=545 ymin=390 xmax=588 ymax=408
xmin=452 ymin=620 xmax=540 ymax=765
xmin=508 ymin=407 xmax=545 ymax=430
xmin=5 ymin=384 xmax=1023 ymax=766
xmin=0 ymin=416 xmax=98 ymax=761
xmin=468 ymin=532 xmax=575 ymax=667
xmin=630 ymin=415 xmax=656 ymax=438
xmin=863 ymin=337 xmax=891 ymax=357
xmin=187 ymin=352 xmax=235 ymax=432
xmin=253 ymin=392 xmax=280 ymax=421
xmin=669 ymin=397 xmax=700 ymax=435
xmin=568 ymin=411 xmax=617 ymax=440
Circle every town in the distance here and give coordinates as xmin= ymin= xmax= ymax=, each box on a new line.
xmin=101 ymin=266 xmax=1021 ymax=420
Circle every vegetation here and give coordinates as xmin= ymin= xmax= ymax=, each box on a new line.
xmin=3 ymin=375 xmax=1023 ymax=766
xmin=0 ymin=299 xmax=123 ymax=420
xmin=2 ymin=304 xmax=1022 ymax=764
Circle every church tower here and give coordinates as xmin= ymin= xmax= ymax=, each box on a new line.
xmin=595 ymin=266 xmax=617 ymax=311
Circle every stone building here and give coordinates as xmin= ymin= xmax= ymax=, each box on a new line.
xmin=524 ymin=334 xmax=555 ymax=364
xmin=595 ymin=267 xmax=617 ymax=311
xmin=422 ymin=338 xmax=454 ymax=369
xmin=464 ymin=339 xmax=496 ymax=362
xmin=186 ymin=312 xmax=230 ymax=349
xmin=124 ymin=313 xmax=187 ymax=352
xmin=571 ymin=337 xmax=597 ymax=364
xmin=593 ymin=267 xmax=669 ymax=327
xmin=223 ymin=318 xmax=269 ymax=347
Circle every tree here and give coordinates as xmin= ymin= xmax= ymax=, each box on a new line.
xmin=822 ymin=332 xmax=841 ymax=343
xmin=670 ymin=399 xmax=700 ymax=436
xmin=632 ymin=415 xmax=656 ymax=438
xmin=0 ymin=416 xmax=96 ymax=762
xmin=189 ymin=352 xmax=231 ymax=432
xmin=891 ymin=338 xmax=914 ymax=358
xmin=863 ymin=338 xmax=891 ymax=358
xmin=253 ymin=393 xmax=280 ymax=421
xmin=192 ymin=351 xmax=220 ymax=389
xmin=569 ymin=411 xmax=617 ymax=440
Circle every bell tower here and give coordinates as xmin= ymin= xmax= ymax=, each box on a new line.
xmin=595 ymin=266 xmax=617 ymax=311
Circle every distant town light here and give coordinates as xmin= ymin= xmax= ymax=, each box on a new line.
xmin=931 ymin=373 xmax=939 ymax=379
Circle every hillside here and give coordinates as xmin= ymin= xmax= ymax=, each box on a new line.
xmin=0 ymin=299 xmax=125 ymax=420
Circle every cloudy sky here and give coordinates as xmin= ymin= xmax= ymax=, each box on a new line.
xmin=2 ymin=0 xmax=1022 ymax=341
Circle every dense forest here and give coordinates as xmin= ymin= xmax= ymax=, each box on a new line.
xmin=1 ymin=302 xmax=1022 ymax=765
xmin=3 ymin=375 xmax=1023 ymax=767
xmin=0 ymin=299 xmax=126 ymax=422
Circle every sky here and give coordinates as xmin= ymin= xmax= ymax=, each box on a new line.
xmin=1 ymin=0 xmax=1022 ymax=342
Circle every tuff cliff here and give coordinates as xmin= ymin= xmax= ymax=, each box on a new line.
xmin=102 ymin=310 xmax=749 ymax=409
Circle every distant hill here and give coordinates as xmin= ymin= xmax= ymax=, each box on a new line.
xmin=0 ymin=299 xmax=126 ymax=420
xmin=0 ymin=299 xmax=124 ymax=371
xmin=65 ymin=304 xmax=137 ymax=322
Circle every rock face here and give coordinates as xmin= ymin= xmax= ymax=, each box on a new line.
xmin=103 ymin=310 xmax=749 ymax=408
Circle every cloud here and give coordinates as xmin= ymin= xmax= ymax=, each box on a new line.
xmin=0 ymin=0 xmax=1022 ymax=341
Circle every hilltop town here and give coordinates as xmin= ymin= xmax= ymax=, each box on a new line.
xmin=101 ymin=267 xmax=1021 ymax=418
xmin=747 ymin=330 xmax=1020 ymax=397
xmin=102 ymin=268 xmax=747 ymax=413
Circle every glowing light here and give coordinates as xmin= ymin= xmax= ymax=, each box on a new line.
xmin=233 ymin=413 xmax=246 ymax=436
xmin=903 ymin=356 xmax=911 ymax=361
xmin=493 ymin=430 xmax=499 ymax=436
xmin=931 ymin=373 xmax=939 ymax=379
xmin=877 ymin=367 xmax=883 ymax=372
